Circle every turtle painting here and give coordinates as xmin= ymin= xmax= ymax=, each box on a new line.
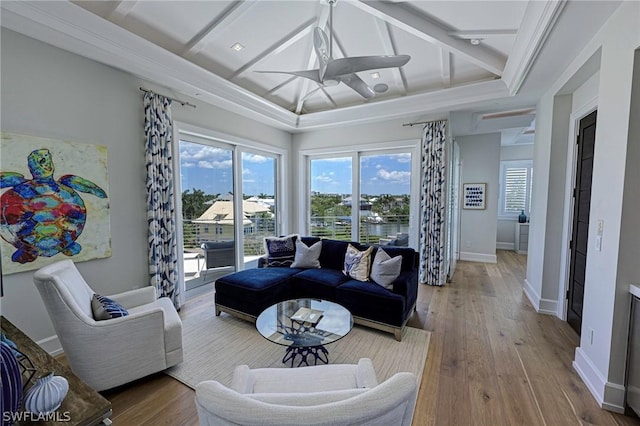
xmin=0 ymin=148 xmax=107 ymax=264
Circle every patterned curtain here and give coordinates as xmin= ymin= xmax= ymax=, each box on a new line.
xmin=143 ymin=92 xmax=181 ymax=308
xmin=418 ymin=120 xmax=447 ymax=286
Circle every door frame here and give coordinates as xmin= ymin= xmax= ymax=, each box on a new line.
xmin=557 ymin=97 xmax=598 ymax=320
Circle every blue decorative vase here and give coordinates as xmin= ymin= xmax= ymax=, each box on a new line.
xmin=518 ymin=210 xmax=527 ymax=223
xmin=24 ymin=372 xmax=69 ymax=415
xmin=1 ymin=341 xmax=23 ymax=426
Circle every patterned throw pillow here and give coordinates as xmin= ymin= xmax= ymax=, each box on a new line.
xmin=290 ymin=239 xmax=322 ymax=268
xmin=91 ymin=294 xmax=129 ymax=321
xmin=264 ymin=234 xmax=298 ymax=267
xmin=343 ymin=244 xmax=373 ymax=281
xmin=370 ymin=248 xmax=402 ymax=289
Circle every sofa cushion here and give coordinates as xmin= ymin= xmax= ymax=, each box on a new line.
xmin=318 ymin=239 xmax=350 ymax=270
xmin=264 ymin=234 xmax=298 ymax=267
xmin=370 ymin=248 xmax=402 ymax=289
xmin=290 ymin=269 xmax=350 ymax=301
xmin=215 ymin=267 xmax=302 ymax=316
xmin=374 ymin=246 xmax=416 ymax=272
xmin=343 ymin=244 xmax=373 ymax=281
xmin=290 ymin=239 xmax=322 ymax=269
xmin=336 ymin=280 xmax=406 ymax=327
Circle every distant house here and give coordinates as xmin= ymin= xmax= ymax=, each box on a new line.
xmin=192 ymin=200 xmax=270 ymax=242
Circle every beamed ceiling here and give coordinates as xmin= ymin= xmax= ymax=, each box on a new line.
xmin=0 ymin=1 xmax=622 ymax=133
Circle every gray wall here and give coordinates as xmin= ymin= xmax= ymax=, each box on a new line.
xmin=0 ymin=29 xmax=290 ymax=350
xmin=457 ymin=133 xmax=501 ymax=263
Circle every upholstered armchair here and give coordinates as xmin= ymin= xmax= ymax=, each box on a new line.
xmin=33 ymin=259 xmax=183 ymax=391
xmin=195 ymin=358 xmax=418 ymax=426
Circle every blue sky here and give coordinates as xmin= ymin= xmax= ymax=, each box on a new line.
xmin=311 ymin=153 xmax=411 ymax=195
xmin=179 ymin=141 xmax=275 ymax=196
xmin=180 ymin=140 xmax=411 ymax=196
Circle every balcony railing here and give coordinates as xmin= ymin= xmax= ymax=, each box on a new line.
xmin=311 ymin=215 xmax=410 ymax=245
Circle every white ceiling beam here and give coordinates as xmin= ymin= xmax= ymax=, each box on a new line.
xmin=263 ymin=76 xmax=298 ymax=97
xmin=295 ymin=1 xmax=332 ymax=114
xmin=182 ymin=1 xmax=256 ymax=55
xmin=448 ymin=29 xmax=518 ymax=39
xmin=352 ymin=1 xmax=506 ymax=76
xmin=440 ymin=48 xmax=451 ymax=88
xmin=230 ymin=17 xmax=316 ymax=80
xmin=108 ymin=1 xmax=138 ymax=20
xmin=373 ymin=20 xmax=407 ymax=94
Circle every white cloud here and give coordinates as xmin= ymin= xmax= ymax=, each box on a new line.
xmin=197 ymin=159 xmax=232 ymax=169
xmin=243 ymin=153 xmax=270 ymax=163
xmin=315 ymin=174 xmax=334 ymax=183
xmin=377 ymin=169 xmax=411 ymax=182
xmin=394 ymin=153 xmax=412 ymax=163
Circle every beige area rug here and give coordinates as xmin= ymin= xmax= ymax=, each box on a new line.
xmin=166 ymin=303 xmax=431 ymax=389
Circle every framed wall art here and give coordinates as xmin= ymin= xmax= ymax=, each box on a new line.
xmin=463 ymin=183 xmax=486 ymax=210
xmin=0 ymin=132 xmax=111 ymax=275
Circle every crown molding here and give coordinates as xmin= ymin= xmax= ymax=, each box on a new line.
xmin=502 ymin=0 xmax=567 ymax=96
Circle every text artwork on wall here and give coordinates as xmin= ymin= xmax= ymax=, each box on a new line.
xmin=463 ymin=183 xmax=486 ymax=210
xmin=0 ymin=133 xmax=111 ymax=275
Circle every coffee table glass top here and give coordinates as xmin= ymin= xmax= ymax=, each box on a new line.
xmin=256 ymin=299 xmax=353 ymax=349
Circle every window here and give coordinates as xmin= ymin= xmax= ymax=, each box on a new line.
xmin=307 ymin=150 xmax=414 ymax=246
xmin=499 ymin=160 xmax=533 ymax=217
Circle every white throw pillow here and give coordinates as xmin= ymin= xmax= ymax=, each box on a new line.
xmin=370 ymin=248 xmax=402 ymax=289
xmin=290 ymin=239 xmax=322 ymax=268
xmin=343 ymin=244 xmax=373 ymax=281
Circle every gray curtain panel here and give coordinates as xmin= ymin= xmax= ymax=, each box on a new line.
xmin=418 ymin=120 xmax=447 ymax=286
xmin=143 ymin=92 xmax=181 ymax=307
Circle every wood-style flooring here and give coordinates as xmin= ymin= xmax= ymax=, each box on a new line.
xmin=94 ymin=250 xmax=639 ymax=425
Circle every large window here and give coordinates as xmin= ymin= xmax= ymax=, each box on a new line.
xmin=499 ymin=160 xmax=533 ymax=217
xmin=308 ymin=150 xmax=413 ymax=246
xmin=175 ymin=126 xmax=283 ymax=292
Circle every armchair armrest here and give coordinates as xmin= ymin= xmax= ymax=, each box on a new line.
xmin=107 ymin=286 xmax=157 ymax=309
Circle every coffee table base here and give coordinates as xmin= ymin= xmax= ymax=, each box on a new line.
xmin=282 ymin=345 xmax=329 ymax=367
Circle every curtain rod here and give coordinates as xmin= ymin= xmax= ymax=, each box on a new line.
xmin=402 ymin=119 xmax=448 ymax=127
xmin=139 ymin=87 xmax=196 ymax=108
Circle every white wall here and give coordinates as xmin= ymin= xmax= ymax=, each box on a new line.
xmin=457 ymin=133 xmax=501 ymax=263
xmin=496 ymin=144 xmax=534 ymax=250
xmin=525 ymin=1 xmax=640 ymax=411
xmin=0 ymin=29 xmax=290 ymax=352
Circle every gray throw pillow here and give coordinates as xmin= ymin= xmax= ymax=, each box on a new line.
xmin=290 ymin=239 xmax=322 ymax=268
xmin=370 ymin=248 xmax=402 ymax=289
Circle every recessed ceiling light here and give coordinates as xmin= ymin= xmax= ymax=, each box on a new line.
xmin=371 ymin=72 xmax=380 ymax=79
xmin=231 ymin=42 xmax=244 ymax=52
xmin=470 ymin=38 xmax=481 ymax=45
xmin=374 ymin=83 xmax=388 ymax=93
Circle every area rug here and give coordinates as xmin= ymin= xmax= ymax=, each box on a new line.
xmin=166 ymin=303 xmax=431 ymax=389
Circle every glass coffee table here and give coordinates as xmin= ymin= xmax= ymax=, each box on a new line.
xmin=256 ymin=299 xmax=353 ymax=367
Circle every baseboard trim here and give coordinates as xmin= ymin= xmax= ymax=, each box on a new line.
xmin=573 ymin=347 xmax=625 ymax=412
xmin=459 ymin=252 xmax=497 ymax=263
xmin=523 ymin=278 xmax=540 ymax=311
xmin=496 ymin=242 xmax=515 ymax=250
xmin=538 ymin=298 xmax=558 ymax=315
xmin=37 ymin=334 xmax=63 ymax=357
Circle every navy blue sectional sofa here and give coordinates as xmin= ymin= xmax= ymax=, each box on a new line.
xmin=214 ymin=237 xmax=418 ymax=340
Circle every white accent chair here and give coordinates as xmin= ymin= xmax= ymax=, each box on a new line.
xmin=33 ymin=259 xmax=183 ymax=391
xmin=195 ymin=358 xmax=418 ymax=426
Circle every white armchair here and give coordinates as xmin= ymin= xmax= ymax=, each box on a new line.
xmin=195 ymin=358 xmax=418 ymax=426
xmin=33 ymin=259 xmax=183 ymax=391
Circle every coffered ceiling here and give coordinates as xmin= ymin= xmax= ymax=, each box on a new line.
xmin=0 ymin=1 xmax=622 ymax=133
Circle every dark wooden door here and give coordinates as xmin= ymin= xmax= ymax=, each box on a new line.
xmin=567 ymin=110 xmax=597 ymax=335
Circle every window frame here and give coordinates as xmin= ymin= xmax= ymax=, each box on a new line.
xmin=300 ymin=140 xmax=420 ymax=247
xmin=498 ymin=159 xmax=533 ymax=219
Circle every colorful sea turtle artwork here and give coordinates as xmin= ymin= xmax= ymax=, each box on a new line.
xmin=0 ymin=148 xmax=107 ymax=264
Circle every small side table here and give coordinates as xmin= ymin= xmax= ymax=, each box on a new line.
xmin=515 ymin=223 xmax=529 ymax=254
xmin=1 ymin=316 xmax=112 ymax=426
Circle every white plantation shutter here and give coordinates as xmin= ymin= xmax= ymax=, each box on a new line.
xmin=499 ymin=160 xmax=533 ymax=217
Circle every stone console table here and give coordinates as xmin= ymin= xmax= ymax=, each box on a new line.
xmin=1 ymin=316 xmax=112 ymax=426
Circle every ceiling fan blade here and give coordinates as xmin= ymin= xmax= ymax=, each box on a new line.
xmin=336 ymin=73 xmax=375 ymax=99
xmin=255 ymin=69 xmax=322 ymax=84
xmin=325 ymin=55 xmax=411 ymax=78
xmin=313 ymin=27 xmax=330 ymax=81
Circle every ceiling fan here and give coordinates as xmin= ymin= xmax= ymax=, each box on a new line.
xmin=256 ymin=0 xmax=410 ymax=100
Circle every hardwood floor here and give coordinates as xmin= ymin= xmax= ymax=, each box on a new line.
xmin=97 ymin=251 xmax=639 ymax=425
